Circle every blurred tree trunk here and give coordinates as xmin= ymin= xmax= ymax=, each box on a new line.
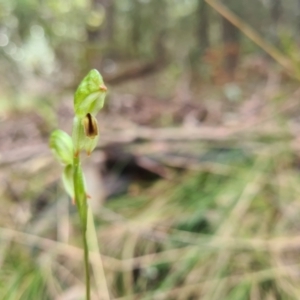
xmin=221 ymin=1 xmax=240 ymax=81
xmin=87 ymin=0 xmax=103 ymax=43
xmin=152 ymin=0 xmax=167 ymax=63
xmin=130 ymin=0 xmax=142 ymax=55
xmin=189 ymin=0 xmax=210 ymax=83
xmin=298 ymin=0 xmax=300 ymax=30
xmin=86 ymin=0 xmax=115 ymax=70
xmin=271 ymin=0 xmax=282 ymax=24
xmin=104 ymin=0 xmax=115 ymax=43
xmin=197 ymin=0 xmax=209 ymax=52
xmin=87 ymin=0 xmax=115 ymax=43
xmin=270 ymin=0 xmax=281 ymax=45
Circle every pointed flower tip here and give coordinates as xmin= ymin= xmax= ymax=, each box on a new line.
xmin=99 ymin=84 xmax=107 ymax=92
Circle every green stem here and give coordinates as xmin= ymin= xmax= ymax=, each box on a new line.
xmin=73 ymin=155 xmax=90 ymax=300
xmin=82 ymin=227 xmax=90 ymax=300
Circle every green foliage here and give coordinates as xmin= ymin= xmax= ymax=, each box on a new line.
xmin=49 ymin=69 xmax=107 ymax=300
xmin=49 ymin=129 xmax=73 ymax=166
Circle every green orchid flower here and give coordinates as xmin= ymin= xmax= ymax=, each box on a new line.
xmin=72 ymin=69 xmax=107 ymax=156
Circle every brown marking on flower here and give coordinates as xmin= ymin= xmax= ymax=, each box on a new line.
xmin=83 ymin=113 xmax=98 ymax=138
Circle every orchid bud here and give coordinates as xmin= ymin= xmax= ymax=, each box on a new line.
xmin=49 ymin=130 xmax=73 ymax=165
xmin=74 ymin=69 xmax=107 ymax=118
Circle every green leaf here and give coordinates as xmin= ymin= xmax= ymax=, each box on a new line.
xmin=62 ymin=164 xmax=74 ymax=199
xmin=74 ymin=69 xmax=107 ymax=118
xmin=49 ymin=130 xmax=73 ymax=165
xmin=73 ymin=157 xmax=87 ymax=228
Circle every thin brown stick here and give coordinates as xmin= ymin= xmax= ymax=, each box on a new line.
xmin=205 ymin=0 xmax=298 ymax=79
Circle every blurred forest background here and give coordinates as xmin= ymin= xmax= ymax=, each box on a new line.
xmin=2 ymin=0 xmax=300 ymax=299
